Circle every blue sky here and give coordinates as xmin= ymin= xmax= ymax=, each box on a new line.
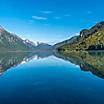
xmin=0 ymin=0 xmax=104 ymax=44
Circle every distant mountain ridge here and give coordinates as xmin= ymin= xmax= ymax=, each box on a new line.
xmin=0 ymin=26 xmax=52 ymax=51
xmin=35 ymin=42 xmax=52 ymax=50
xmin=54 ymin=21 xmax=104 ymax=51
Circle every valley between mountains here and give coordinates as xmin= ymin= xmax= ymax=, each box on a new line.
xmin=0 ymin=21 xmax=104 ymax=52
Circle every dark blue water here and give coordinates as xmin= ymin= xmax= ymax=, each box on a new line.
xmin=0 ymin=52 xmax=104 ymax=104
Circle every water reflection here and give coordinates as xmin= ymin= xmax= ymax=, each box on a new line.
xmin=0 ymin=50 xmax=104 ymax=79
xmin=54 ymin=51 xmax=104 ymax=79
xmin=0 ymin=50 xmax=53 ymax=75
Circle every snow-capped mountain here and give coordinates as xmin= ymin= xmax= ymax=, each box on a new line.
xmin=0 ymin=26 xmax=52 ymax=51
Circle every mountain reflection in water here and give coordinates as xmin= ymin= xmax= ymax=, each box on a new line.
xmin=0 ymin=50 xmax=53 ymax=75
xmin=55 ymin=51 xmax=104 ymax=79
xmin=0 ymin=51 xmax=104 ymax=79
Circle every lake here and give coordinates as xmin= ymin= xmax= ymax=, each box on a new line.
xmin=0 ymin=51 xmax=104 ymax=104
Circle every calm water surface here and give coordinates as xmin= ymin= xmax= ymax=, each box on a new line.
xmin=0 ymin=51 xmax=104 ymax=104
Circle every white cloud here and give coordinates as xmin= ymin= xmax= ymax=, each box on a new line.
xmin=40 ymin=11 xmax=53 ymax=14
xmin=32 ymin=16 xmax=48 ymax=20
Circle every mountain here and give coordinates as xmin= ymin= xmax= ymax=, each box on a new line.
xmin=0 ymin=26 xmax=37 ymax=51
xmin=0 ymin=26 xmax=52 ymax=51
xmin=54 ymin=21 xmax=104 ymax=51
xmin=23 ymin=39 xmax=37 ymax=49
xmin=35 ymin=42 xmax=52 ymax=50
